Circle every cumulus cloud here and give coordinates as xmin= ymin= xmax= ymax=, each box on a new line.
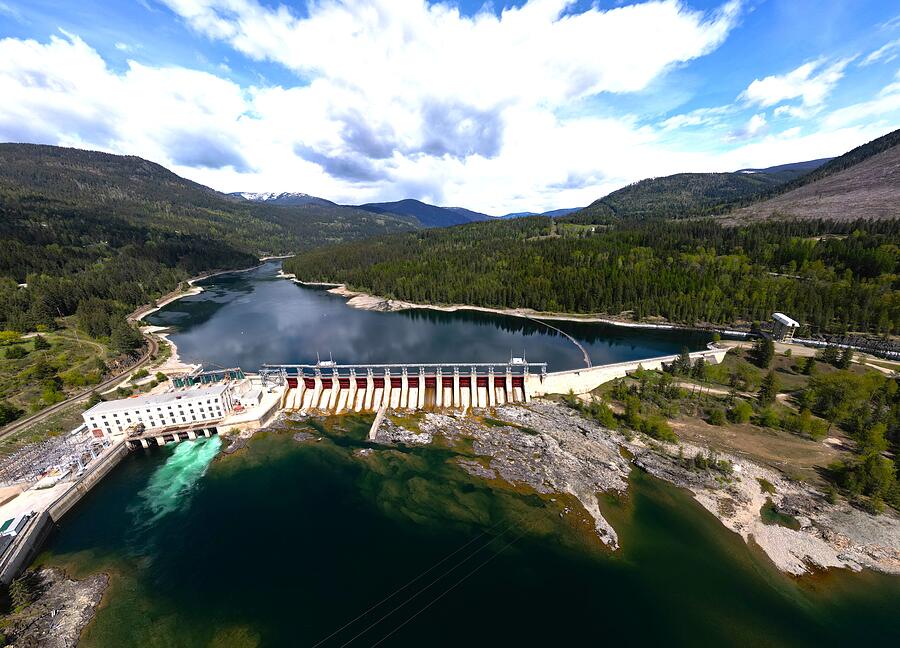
xmin=727 ymin=112 xmax=767 ymax=141
xmin=0 ymin=2 xmax=897 ymax=213
xmin=741 ymin=57 xmax=851 ymax=116
xmin=0 ymin=2 xmax=752 ymax=211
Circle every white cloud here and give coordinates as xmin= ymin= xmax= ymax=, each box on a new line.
xmin=114 ymin=42 xmax=132 ymax=51
xmin=0 ymin=4 xmax=897 ymax=214
xmin=0 ymin=2 xmax=750 ymax=212
xmin=727 ymin=112 xmax=767 ymax=140
xmin=741 ymin=57 xmax=851 ymax=116
xmin=861 ymin=38 xmax=900 ymax=66
xmin=660 ymin=104 xmax=734 ymax=130
xmin=822 ymin=71 xmax=900 ymax=129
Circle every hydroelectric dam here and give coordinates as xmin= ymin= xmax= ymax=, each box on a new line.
xmin=262 ymin=345 xmax=728 ymax=415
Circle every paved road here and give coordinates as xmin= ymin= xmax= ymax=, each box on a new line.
xmin=0 ymin=333 xmax=159 ymax=441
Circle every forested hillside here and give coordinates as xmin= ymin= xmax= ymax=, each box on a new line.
xmin=0 ymin=144 xmax=417 ymax=334
xmin=284 ymin=217 xmax=899 ymax=335
xmin=578 ymin=171 xmax=789 ymax=221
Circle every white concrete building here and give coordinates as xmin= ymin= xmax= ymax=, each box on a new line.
xmin=83 ymin=385 xmax=234 ymax=437
xmin=772 ymin=312 xmax=800 ymax=342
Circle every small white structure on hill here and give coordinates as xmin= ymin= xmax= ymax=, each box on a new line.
xmin=772 ymin=312 xmax=800 ymax=342
xmin=83 ymin=385 xmax=234 ymax=437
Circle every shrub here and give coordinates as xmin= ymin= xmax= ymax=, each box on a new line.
xmin=757 ymin=407 xmax=779 ymax=428
xmin=707 ymin=407 xmax=726 ymax=426
xmin=783 ymin=409 xmax=828 ymax=440
xmin=0 ymin=401 xmax=24 ymax=426
xmin=0 ymin=330 xmax=21 ymax=345
xmin=60 ymin=370 xmax=84 ymax=387
xmin=757 ymin=477 xmax=776 ymax=494
xmin=155 ymin=372 xmax=167 ymax=382
xmin=132 ymin=368 xmax=149 ymax=381
xmin=585 ymin=398 xmax=618 ymax=429
xmin=641 ymin=415 xmax=676 ymax=442
xmin=41 ymin=387 xmax=64 ymax=406
xmin=4 ymin=345 xmax=28 ymax=359
xmin=728 ymin=400 xmax=753 ymax=424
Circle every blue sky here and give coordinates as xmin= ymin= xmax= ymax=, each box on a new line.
xmin=1 ymin=1 xmax=899 ymax=213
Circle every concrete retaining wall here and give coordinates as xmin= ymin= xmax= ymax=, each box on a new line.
xmin=47 ymin=441 xmax=128 ymax=522
xmin=0 ymin=440 xmax=128 ymax=585
xmin=0 ymin=512 xmax=53 ymax=585
xmin=527 ymin=347 xmax=727 ymax=397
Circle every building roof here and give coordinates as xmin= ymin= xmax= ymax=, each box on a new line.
xmin=84 ymin=384 xmax=229 ymax=417
xmin=772 ymin=312 xmax=800 ymax=328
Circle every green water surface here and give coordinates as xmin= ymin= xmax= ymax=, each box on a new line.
xmin=38 ymin=420 xmax=900 ymax=647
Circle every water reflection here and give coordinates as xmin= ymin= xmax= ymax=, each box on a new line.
xmin=146 ymin=262 xmax=711 ymax=372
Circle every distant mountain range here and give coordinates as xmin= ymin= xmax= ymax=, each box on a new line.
xmin=231 ymin=193 xmax=582 ymax=228
xmin=227 ymin=191 xmax=337 ymax=207
xmin=736 ymin=158 xmax=832 ymax=178
xmin=500 ymin=208 xmax=581 ymax=219
xmin=355 ymin=199 xmax=491 ymax=227
xmin=0 ymin=144 xmax=418 ymax=261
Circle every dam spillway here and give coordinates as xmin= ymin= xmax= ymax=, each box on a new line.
xmin=261 ymin=346 xmax=728 ymax=415
xmin=263 ymin=361 xmax=547 ymax=414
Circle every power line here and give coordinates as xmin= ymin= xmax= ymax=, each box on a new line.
xmin=335 ymin=526 xmax=514 ymax=648
xmin=370 ymin=531 xmax=525 ymax=647
xmin=310 ymin=517 xmax=508 ymax=648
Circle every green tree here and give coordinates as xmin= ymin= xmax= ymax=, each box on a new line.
xmin=691 ymin=357 xmax=708 ymax=381
xmin=752 ymin=338 xmax=775 ymax=368
xmin=110 ymin=322 xmax=143 ymax=355
xmin=0 ymin=400 xmax=23 ymax=426
xmin=32 ymin=334 xmax=51 ymax=350
xmin=836 ymin=346 xmax=854 ymax=369
xmin=802 ymin=356 xmax=817 ymax=376
xmin=758 ymin=371 xmax=779 ymax=406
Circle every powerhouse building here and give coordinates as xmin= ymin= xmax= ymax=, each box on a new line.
xmin=83 ymin=384 xmax=234 ymax=436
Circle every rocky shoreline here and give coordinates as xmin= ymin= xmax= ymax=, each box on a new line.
xmin=366 ymin=400 xmax=900 ymax=576
xmin=1 ymin=568 xmax=107 ymax=647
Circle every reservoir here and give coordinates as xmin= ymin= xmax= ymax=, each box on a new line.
xmin=35 ymin=261 xmax=899 ymax=646
xmin=144 ymin=261 xmax=712 ymax=372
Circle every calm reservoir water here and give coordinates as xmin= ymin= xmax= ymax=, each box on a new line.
xmin=36 ymin=262 xmax=900 ymax=646
xmin=145 ymin=261 xmax=712 ymax=371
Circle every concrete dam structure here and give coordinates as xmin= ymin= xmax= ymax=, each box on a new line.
xmin=266 ymin=361 xmax=546 ymax=414
xmin=265 ymin=346 xmax=727 ymax=414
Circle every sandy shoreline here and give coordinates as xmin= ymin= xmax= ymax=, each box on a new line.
xmin=278 ymin=270 xmax=750 ymax=336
